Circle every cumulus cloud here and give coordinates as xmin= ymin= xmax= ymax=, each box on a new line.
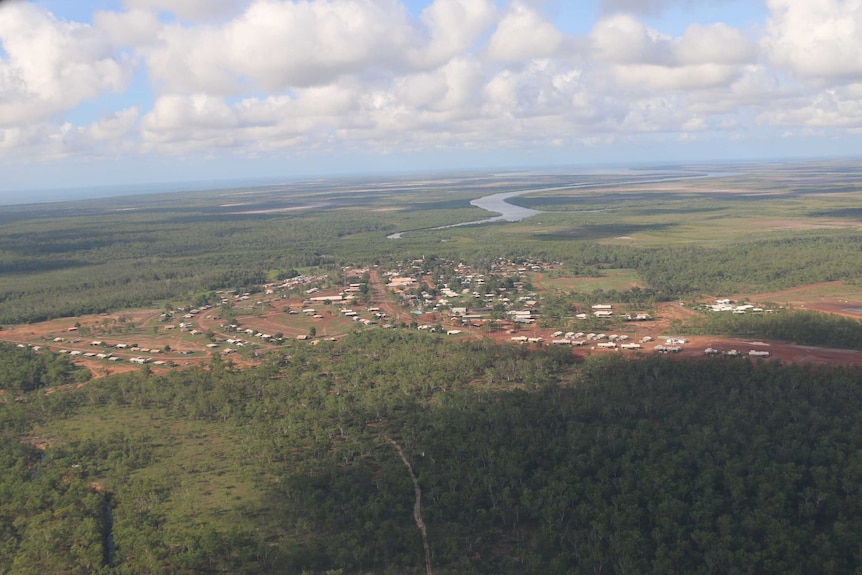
xmin=94 ymin=9 xmax=161 ymax=46
xmin=143 ymin=24 xmax=239 ymax=94
xmin=764 ymin=0 xmax=862 ymax=80
xmin=86 ymin=107 xmax=140 ymax=141
xmin=592 ymin=14 xmax=753 ymax=67
xmin=600 ymin=0 xmax=741 ymax=17
xmin=122 ymin=0 xmax=250 ymax=21
xmin=222 ymin=0 xmax=413 ymax=89
xmin=7 ymin=0 xmax=862 ymax=172
xmin=487 ymin=2 xmax=564 ymax=62
xmin=411 ymin=0 xmax=497 ymax=67
xmin=0 ymin=3 xmax=132 ymax=125
xmin=759 ymin=87 xmax=862 ymax=129
xmin=397 ymin=57 xmax=485 ymax=116
xmin=142 ymin=94 xmax=238 ymax=137
xmin=590 ymin=14 xmax=754 ymax=93
xmin=676 ymin=23 xmax=755 ymax=65
xmin=141 ymin=0 xmax=416 ymax=94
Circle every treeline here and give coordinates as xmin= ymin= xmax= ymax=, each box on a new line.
xmin=6 ymin=335 xmax=862 ymax=573
xmin=0 ymin=343 xmax=89 ymax=394
xmin=673 ymin=309 xmax=862 ymax=349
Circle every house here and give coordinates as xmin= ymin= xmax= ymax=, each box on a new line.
xmin=626 ymin=313 xmax=652 ymax=321
xmin=388 ymin=277 xmax=417 ymax=288
xmin=310 ymin=295 xmax=344 ymax=302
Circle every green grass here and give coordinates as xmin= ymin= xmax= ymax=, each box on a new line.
xmin=747 ymin=281 xmax=862 ymax=302
xmin=538 ymin=269 xmax=643 ymax=292
xmin=30 ymin=405 xmax=258 ymax=535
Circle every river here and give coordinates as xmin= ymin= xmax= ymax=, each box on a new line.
xmin=386 ymin=169 xmax=726 ymax=239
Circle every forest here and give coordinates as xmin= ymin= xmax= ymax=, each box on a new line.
xmin=4 ymin=162 xmax=862 ymax=574
xmin=673 ymin=308 xmax=862 ymax=350
xmin=3 ymin=333 xmax=862 ymax=573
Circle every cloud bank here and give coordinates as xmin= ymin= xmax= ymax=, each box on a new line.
xmin=1 ymin=0 xmax=861 ymax=172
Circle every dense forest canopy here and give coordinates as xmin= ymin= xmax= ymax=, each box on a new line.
xmin=3 ymin=333 xmax=862 ymax=574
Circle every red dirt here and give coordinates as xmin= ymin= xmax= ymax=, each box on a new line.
xmin=4 ymin=280 xmax=862 ymax=382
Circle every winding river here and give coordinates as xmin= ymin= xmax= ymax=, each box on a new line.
xmin=386 ymin=170 xmax=727 ymax=239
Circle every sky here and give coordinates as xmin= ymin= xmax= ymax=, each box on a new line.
xmin=1 ymin=0 xmax=862 ymax=201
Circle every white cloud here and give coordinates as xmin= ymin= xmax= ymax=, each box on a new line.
xmin=592 ymin=15 xmax=754 ymax=68
xmin=143 ymin=24 xmax=238 ymax=94
xmin=675 ymin=23 xmax=755 ymax=66
xmin=591 ymin=13 xmax=670 ymax=64
xmin=487 ymin=2 xmax=564 ymax=62
xmin=142 ymin=0 xmax=416 ymax=94
xmin=122 ymin=0 xmax=250 ymax=21
xmin=590 ymin=14 xmax=754 ymax=93
xmin=0 ymin=117 xmax=139 ymax=162
xmin=142 ymin=94 xmax=238 ymax=136
xmin=223 ymin=0 xmax=412 ymax=90
xmin=7 ymin=0 xmax=862 ymax=175
xmin=611 ymin=63 xmax=741 ymax=91
xmin=411 ymin=0 xmax=497 ymax=67
xmin=94 ymin=9 xmax=161 ymax=46
xmin=397 ymin=57 xmax=485 ymax=116
xmin=86 ymin=107 xmax=140 ymax=141
xmin=600 ymin=0 xmax=744 ymax=17
xmin=0 ymin=3 xmax=132 ymax=126
xmin=759 ymin=88 xmax=862 ymax=129
xmin=765 ymin=0 xmax=862 ymax=80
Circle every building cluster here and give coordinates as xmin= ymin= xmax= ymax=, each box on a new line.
xmin=705 ymin=299 xmax=771 ymax=314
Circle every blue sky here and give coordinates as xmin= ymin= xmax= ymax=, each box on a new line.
xmin=1 ymin=0 xmax=860 ymax=201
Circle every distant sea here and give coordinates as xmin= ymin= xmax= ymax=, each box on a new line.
xmin=0 ymin=177 xmax=296 ymax=206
